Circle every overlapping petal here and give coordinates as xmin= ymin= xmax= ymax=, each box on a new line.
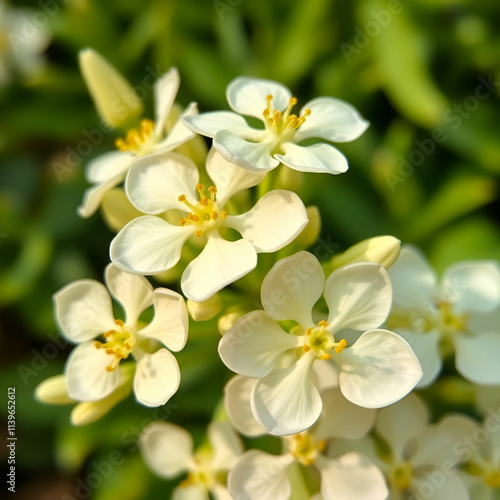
xmin=85 ymin=150 xmax=133 ymax=184
xmin=78 ymin=173 xmax=126 ymax=218
xmin=208 ymin=421 xmax=243 ymax=471
xmin=183 ymin=111 xmax=262 ymax=140
xmin=154 ymin=67 xmax=180 ymax=138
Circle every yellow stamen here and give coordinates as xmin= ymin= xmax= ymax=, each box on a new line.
xmin=318 ymin=320 xmax=328 ymax=327
xmin=220 ymin=210 xmax=227 ymax=219
xmin=195 ymin=229 xmax=203 ymax=237
xmin=334 ymin=339 xmax=347 ymax=354
xmin=302 ymin=345 xmax=311 ymax=352
xmin=320 ymin=354 xmax=331 ymax=360
xmin=115 ymin=119 xmax=155 ymax=154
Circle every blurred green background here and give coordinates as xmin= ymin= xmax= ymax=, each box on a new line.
xmin=1 ymin=0 xmax=499 ymax=498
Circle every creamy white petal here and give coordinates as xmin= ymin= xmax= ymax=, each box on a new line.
xmin=65 ymin=342 xmax=120 ymax=401
xmin=336 ymin=329 xmax=423 ymax=408
xmin=126 ymin=152 xmax=199 ymax=215
xmin=214 ymin=130 xmax=278 ymax=172
xmin=218 ymin=311 xmax=300 ymax=378
xmin=104 ymin=263 xmax=153 ymax=326
xmin=311 ymin=358 xmax=340 ymax=392
xmin=394 ymin=329 xmax=442 ymax=388
xmin=78 ymin=173 xmax=125 ymax=218
xmin=260 ymin=251 xmax=324 ymax=328
xmin=228 ymin=450 xmax=294 ymax=500
xmin=206 ymin=148 xmax=266 ymax=205
xmin=314 ymin=388 xmax=376 ymax=441
xmin=181 ymin=234 xmax=257 ymax=302
xmin=140 ymin=421 xmax=195 ymax=478
xmin=154 ymin=102 xmax=198 ymax=153
xmin=172 ymin=484 xmax=209 ymax=500
xmin=154 ymin=67 xmax=180 ymax=138
xmin=376 ymin=393 xmax=428 ymax=461
xmin=110 ymin=216 xmax=193 ymax=275
xmin=183 ymin=111 xmax=262 ymax=140
xmin=224 ymin=376 xmax=266 ymax=437
xmin=295 ymin=97 xmax=369 ymax=143
xmin=275 ymin=142 xmax=348 ymax=174
xmin=133 ymin=349 xmax=180 ymax=407
xmin=139 ymin=289 xmax=188 ymax=352
xmin=54 ymin=279 xmax=116 ymax=343
xmin=251 ymin=353 xmax=322 ymax=436
xmin=208 ymin=421 xmax=244 ymax=471
xmin=455 ymin=332 xmax=500 ymax=385
xmin=441 ymin=261 xmax=500 ymax=314
xmin=388 ymin=245 xmax=437 ymax=310
xmin=411 ymin=471 xmax=469 ymax=500
xmin=224 ymin=190 xmax=308 ymax=253
xmin=317 ymin=452 xmax=388 ymax=500
xmin=210 ymin=484 xmax=233 ymax=500
xmin=86 ymin=150 xmax=133 ymax=183
xmin=226 ymin=77 xmax=292 ymax=119
xmin=325 ymin=263 xmax=392 ymax=333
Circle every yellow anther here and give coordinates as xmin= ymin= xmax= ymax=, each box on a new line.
xmin=220 ymin=210 xmax=227 ymax=219
xmin=303 ymin=108 xmax=311 ymax=116
xmin=179 ymin=217 xmax=187 ymax=226
xmin=94 ymin=340 xmax=102 ymax=348
xmin=208 ymin=186 xmax=217 ymax=194
xmin=178 ymin=194 xmax=186 ymax=202
xmin=302 ymin=345 xmax=311 ymax=352
xmin=290 ymin=97 xmax=298 ymax=106
xmin=320 ymin=353 xmax=331 ymax=360
xmin=196 ymin=183 xmax=205 ymax=192
xmin=306 ymin=328 xmax=312 ymax=336
xmin=334 ymin=339 xmax=347 ymax=354
xmin=318 ymin=440 xmax=326 ymax=451
xmin=211 ymin=211 xmax=218 ymax=220
xmin=115 ymin=319 xmax=124 ymax=326
xmin=195 ymin=229 xmax=203 ymax=237
xmin=200 ymin=198 xmax=209 ymax=206
xmin=318 ymin=320 xmax=328 ymax=327
xmin=105 ymin=348 xmax=114 ymax=355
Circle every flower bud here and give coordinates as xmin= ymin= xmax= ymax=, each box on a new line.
xmin=101 ymin=188 xmax=143 ymax=233
xmin=294 ymin=206 xmax=321 ymax=249
xmin=330 ymin=236 xmax=401 ymax=270
xmin=218 ymin=311 xmax=242 ymax=335
xmin=35 ymin=375 xmax=73 ymax=405
xmin=187 ymin=294 xmax=222 ymax=321
xmin=79 ymin=48 xmax=143 ymax=129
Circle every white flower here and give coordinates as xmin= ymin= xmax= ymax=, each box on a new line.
xmin=225 ymin=380 xmax=387 ymax=500
xmin=387 ymin=245 xmax=500 ymax=387
xmin=78 ymin=53 xmax=197 ymax=218
xmin=218 ymin=251 xmax=422 ymax=436
xmin=54 ymin=263 xmax=188 ymax=407
xmin=183 ymin=76 xmax=368 ymax=174
xmin=110 ymin=149 xmax=308 ymax=302
xmin=140 ymin=420 xmax=243 ymax=500
xmin=353 ymin=393 xmax=475 ymax=500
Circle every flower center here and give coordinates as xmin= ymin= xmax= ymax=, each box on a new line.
xmin=94 ymin=319 xmax=136 ymax=372
xmin=262 ymin=95 xmax=311 ymax=141
xmin=288 ymin=431 xmax=326 ymax=467
xmin=436 ymin=301 xmax=468 ymax=334
xmin=301 ymin=320 xmax=346 ymax=360
xmin=178 ymin=184 xmax=227 ymax=237
xmin=485 ymin=470 xmax=500 ymax=489
xmin=115 ymin=119 xmax=156 ymax=155
xmin=392 ymin=461 xmax=413 ymax=491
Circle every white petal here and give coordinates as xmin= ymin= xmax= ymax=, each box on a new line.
xmin=410 ymin=414 xmax=479 ymax=468
xmin=154 ymin=102 xmax=198 ymax=153
xmin=314 ymin=388 xmax=376 ymax=441
xmin=206 ymin=148 xmax=266 ymax=205
xmin=441 ymin=261 xmax=500 ymax=314
xmin=126 ymin=152 xmax=199 ymax=215
xmin=218 ymin=311 xmax=299 ymax=378
xmin=395 ymin=329 xmax=442 ymax=388
xmin=337 ymin=329 xmax=423 ymax=408
xmin=54 ymin=279 xmax=116 ymax=343
xmin=104 ymin=263 xmax=153 ymax=326
xmin=225 ymin=190 xmax=308 ymax=253
xmin=133 ymin=349 xmax=180 ymax=407
xmin=317 ymin=452 xmax=388 ymax=500
xmin=376 ymin=393 xmax=429 ymax=461
xmin=85 ymin=151 xmax=133 ymax=183
xmin=411 ymin=470 xmax=469 ymax=500
xmin=172 ymin=484 xmax=209 ymax=500
xmin=325 ymin=263 xmax=392 ymax=333
xmin=208 ymin=421 xmax=244 ymax=471
xmin=65 ymin=342 xmax=120 ymax=401
xmin=275 ymin=142 xmax=348 ymax=174
xmin=210 ymin=484 xmax=232 ymax=500
xmin=214 ymin=130 xmax=278 ymax=173
xmin=455 ymin=333 xmax=500 ymax=385
xmin=388 ymin=245 xmax=437 ymax=310
xmin=295 ymin=97 xmax=369 ymax=143
xmin=183 ymin=111 xmax=262 ymax=140
xmin=224 ymin=376 xmax=266 ymax=437
xmin=260 ymin=251 xmax=324 ymax=328
xmin=78 ymin=173 xmax=125 ymax=218
xmin=251 ymin=353 xmax=322 ymax=436
xmin=110 ymin=216 xmax=193 ymax=275
xmin=311 ymin=358 xmax=340 ymax=392
xmin=139 ymin=289 xmax=188 ymax=352
xmin=181 ymin=234 xmax=257 ymax=302
xmin=140 ymin=421 xmax=195 ymax=478
xmin=227 ymin=450 xmax=294 ymax=500
xmin=226 ymin=77 xmax=292 ymax=119
xmin=154 ymin=67 xmax=180 ymax=138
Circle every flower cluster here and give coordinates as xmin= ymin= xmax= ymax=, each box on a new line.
xmin=35 ymin=50 xmax=500 ymax=499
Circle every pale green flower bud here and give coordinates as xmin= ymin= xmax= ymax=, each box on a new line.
xmin=187 ymin=294 xmax=222 ymax=322
xmin=35 ymin=374 xmax=73 ymax=405
xmin=294 ymin=206 xmax=321 ymax=249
